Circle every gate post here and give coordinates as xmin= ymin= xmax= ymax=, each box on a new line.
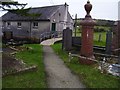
xmin=80 ymin=1 xmax=96 ymax=64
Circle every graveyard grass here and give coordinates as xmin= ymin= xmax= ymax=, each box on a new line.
xmin=93 ymin=32 xmax=106 ymax=46
xmin=73 ymin=31 xmax=106 ymax=46
xmin=51 ymin=43 xmax=120 ymax=88
xmin=2 ymin=44 xmax=47 ymax=88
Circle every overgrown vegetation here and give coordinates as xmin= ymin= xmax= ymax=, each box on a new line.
xmin=51 ymin=43 xmax=120 ymax=88
xmin=2 ymin=44 xmax=47 ymax=88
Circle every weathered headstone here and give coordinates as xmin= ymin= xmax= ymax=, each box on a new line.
xmin=112 ymin=21 xmax=120 ymax=56
xmin=62 ymin=27 xmax=72 ymax=51
xmin=98 ymin=33 xmax=102 ymax=42
xmin=105 ymin=30 xmax=112 ymax=55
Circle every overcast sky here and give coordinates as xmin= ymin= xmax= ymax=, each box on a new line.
xmin=0 ymin=0 xmax=120 ymax=20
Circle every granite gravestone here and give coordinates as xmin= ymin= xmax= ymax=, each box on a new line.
xmin=112 ymin=21 xmax=120 ymax=55
xmin=105 ymin=30 xmax=112 ymax=55
xmin=98 ymin=33 xmax=102 ymax=42
xmin=62 ymin=27 xmax=72 ymax=51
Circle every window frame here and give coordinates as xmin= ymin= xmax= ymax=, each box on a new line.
xmin=6 ymin=22 xmax=11 ymax=29
xmin=17 ymin=22 xmax=22 ymax=28
xmin=33 ymin=22 xmax=38 ymax=29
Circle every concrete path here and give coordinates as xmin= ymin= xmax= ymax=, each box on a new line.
xmin=40 ymin=38 xmax=62 ymax=46
xmin=41 ymin=38 xmax=85 ymax=88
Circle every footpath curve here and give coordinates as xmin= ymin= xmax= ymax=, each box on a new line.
xmin=40 ymin=38 xmax=85 ymax=88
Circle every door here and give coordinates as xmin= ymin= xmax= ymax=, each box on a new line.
xmin=51 ymin=23 xmax=56 ymax=32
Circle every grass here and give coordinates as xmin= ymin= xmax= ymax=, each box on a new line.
xmin=93 ymin=32 xmax=106 ymax=42
xmin=73 ymin=31 xmax=106 ymax=46
xmin=93 ymin=32 xmax=106 ymax=46
xmin=2 ymin=44 xmax=47 ymax=88
xmin=51 ymin=43 xmax=120 ymax=88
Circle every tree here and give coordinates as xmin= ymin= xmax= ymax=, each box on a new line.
xmin=0 ymin=0 xmax=27 ymax=10
xmin=0 ymin=0 xmax=41 ymax=17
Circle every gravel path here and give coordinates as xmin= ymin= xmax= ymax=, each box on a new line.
xmin=43 ymin=46 xmax=85 ymax=88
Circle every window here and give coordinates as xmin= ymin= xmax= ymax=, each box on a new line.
xmin=59 ymin=13 xmax=61 ymax=16
xmin=6 ymin=22 xmax=11 ymax=29
xmin=17 ymin=22 xmax=22 ymax=28
xmin=7 ymin=22 xmax=11 ymax=27
xmin=33 ymin=22 xmax=38 ymax=28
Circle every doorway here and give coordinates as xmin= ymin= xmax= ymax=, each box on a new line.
xmin=51 ymin=23 xmax=56 ymax=32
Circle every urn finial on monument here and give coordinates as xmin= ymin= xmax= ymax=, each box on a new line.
xmin=85 ymin=0 xmax=92 ymax=17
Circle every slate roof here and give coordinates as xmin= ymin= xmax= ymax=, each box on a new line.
xmin=2 ymin=4 xmax=64 ymax=21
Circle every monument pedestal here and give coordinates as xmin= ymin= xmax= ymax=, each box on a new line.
xmin=79 ymin=1 xmax=96 ymax=65
xmin=79 ymin=56 xmax=95 ymax=65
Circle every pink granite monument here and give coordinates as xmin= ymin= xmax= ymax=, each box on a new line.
xmin=80 ymin=0 xmax=96 ymax=64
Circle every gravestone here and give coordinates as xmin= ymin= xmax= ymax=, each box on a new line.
xmin=62 ymin=27 xmax=72 ymax=51
xmin=98 ymin=33 xmax=101 ymax=42
xmin=105 ymin=30 xmax=112 ymax=55
xmin=112 ymin=21 xmax=120 ymax=55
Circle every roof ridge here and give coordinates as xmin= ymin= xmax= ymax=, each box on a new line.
xmin=30 ymin=4 xmax=65 ymax=9
xmin=2 ymin=4 xmax=68 ymax=21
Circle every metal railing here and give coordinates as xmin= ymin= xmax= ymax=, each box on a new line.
xmin=40 ymin=31 xmax=63 ymax=42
